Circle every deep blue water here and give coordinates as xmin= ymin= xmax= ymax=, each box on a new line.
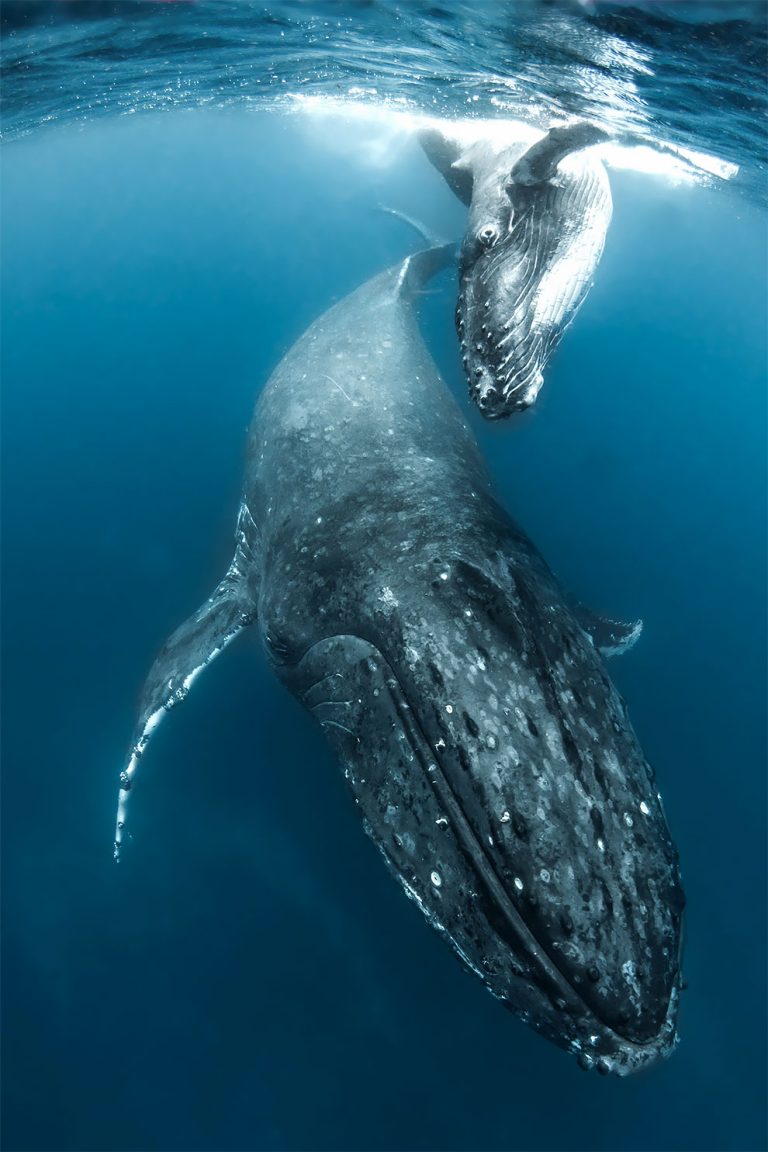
xmin=2 ymin=40 xmax=767 ymax=1152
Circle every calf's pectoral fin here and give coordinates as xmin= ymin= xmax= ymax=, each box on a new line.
xmin=113 ymin=568 xmax=257 ymax=859
xmin=418 ymin=127 xmax=474 ymax=205
xmin=509 ymin=122 xmax=610 ymax=187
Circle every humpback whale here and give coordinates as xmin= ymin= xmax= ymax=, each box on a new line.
xmin=115 ymin=243 xmax=683 ymax=1075
xmin=420 ymin=122 xmax=612 ymax=416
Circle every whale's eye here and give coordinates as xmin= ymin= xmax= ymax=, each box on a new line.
xmin=478 ymin=225 xmax=498 ymax=249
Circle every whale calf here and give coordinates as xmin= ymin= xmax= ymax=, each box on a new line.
xmin=420 ymin=122 xmax=612 ymax=416
xmin=116 ymin=243 xmax=683 ymax=1075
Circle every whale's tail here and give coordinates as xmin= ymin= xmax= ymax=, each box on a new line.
xmin=113 ymin=501 xmax=259 ymax=860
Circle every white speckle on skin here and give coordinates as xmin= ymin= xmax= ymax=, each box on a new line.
xmin=379 ymin=586 xmax=398 ymax=612
xmin=514 ymin=877 xmax=524 ymax=891
xmin=500 ymin=810 xmax=511 ymax=823
xmin=597 ymin=837 xmax=605 ymax=852
xmin=445 ymin=704 xmax=453 ymax=714
xmin=640 ymin=801 xmax=650 ymax=815
xmin=431 ymin=871 xmax=442 ymax=888
xmin=540 ymin=869 xmax=551 ymax=883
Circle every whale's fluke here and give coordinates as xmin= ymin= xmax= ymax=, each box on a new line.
xmin=114 ymin=504 xmax=258 ymax=859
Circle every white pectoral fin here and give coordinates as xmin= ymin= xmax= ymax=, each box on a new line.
xmin=114 ymin=574 xmax=256 ymax=860
xmin=572 ymin=602 xmax=643 ymax=658
xmin=418 ymin=127 xmax=474 ymax=205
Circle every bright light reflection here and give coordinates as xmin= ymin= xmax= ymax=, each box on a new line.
xmin=285 ymin=93 xmax=738 ymax=186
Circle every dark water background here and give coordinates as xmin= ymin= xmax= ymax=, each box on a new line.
xmin=2 ymin=3 xmax=767 ymax=1151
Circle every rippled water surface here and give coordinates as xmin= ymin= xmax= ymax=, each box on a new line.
xmin=2 ymin=0 xmax=767 ymax=198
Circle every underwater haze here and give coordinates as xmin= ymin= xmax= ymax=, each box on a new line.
xmin=2 ymin=4 xmax=767 ymax=1152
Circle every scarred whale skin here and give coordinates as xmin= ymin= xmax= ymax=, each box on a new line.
xmin=115 ymin=244 xmax=684 ymax=1076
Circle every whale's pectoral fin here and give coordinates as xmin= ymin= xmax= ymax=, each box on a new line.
xmin=114 ymin=561 xmax=257 ymax=860
xmin=477 ymin=546 xmax=641 ymax=660
xmin=572 ymin=603 xmax=643 ymax=658
xmin=418 ymin=128 xmax=474 ymax=205
xmin=508 ymin=122 xmax=610 ymax=188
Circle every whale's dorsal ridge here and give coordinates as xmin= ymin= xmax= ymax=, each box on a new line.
xmin=114 ymin=501 xmax=259 ymax=859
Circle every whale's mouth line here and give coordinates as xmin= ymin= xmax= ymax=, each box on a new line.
xmin=380 ymin=655 xmax=676 ymax=1057
xmin=296 ymin=632 xmax=677 ymax=1065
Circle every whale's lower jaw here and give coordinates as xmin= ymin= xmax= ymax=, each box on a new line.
xmin=466 ymin=359 xmax=545 ymax=420
xmin=293 ymin=634 xmax=683 ymax=1077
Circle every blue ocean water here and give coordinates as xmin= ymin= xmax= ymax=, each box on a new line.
xmin=2 ymin=6 xmax=767 ymax=1152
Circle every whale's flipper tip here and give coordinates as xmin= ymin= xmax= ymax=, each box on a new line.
xmin=574 ymin=605 xmax=643 ymax=658
xmin=510 ymin=122 xmax=610 ymax=187
xmin=114 ymin=558 xmax=257 ymax=861
xmin=418 ymin=127 xmax=474 ymax=205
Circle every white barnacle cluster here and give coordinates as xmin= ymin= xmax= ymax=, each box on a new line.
xmin=378 ymin=585 xmax=398 ymax=612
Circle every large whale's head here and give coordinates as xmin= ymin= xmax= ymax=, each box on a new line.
xmin=264 ymin=536 xmax=685 ymax=1075
xmin=421 ymin=123 xmax=612 ymax=417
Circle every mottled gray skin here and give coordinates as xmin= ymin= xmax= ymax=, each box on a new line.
xmin=420 ymin=123 xmax=612 ymax=417
xmin=116 ymin=247 xmax=684 ymax=1076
